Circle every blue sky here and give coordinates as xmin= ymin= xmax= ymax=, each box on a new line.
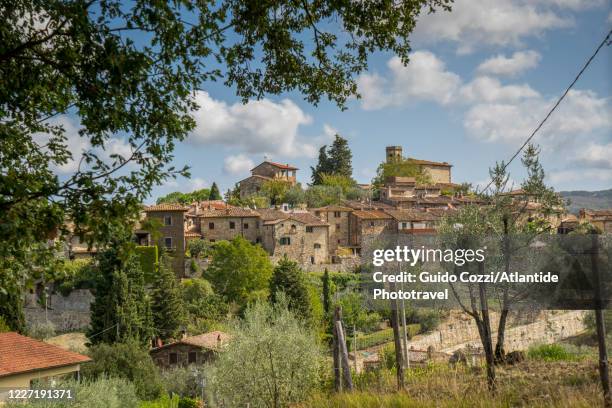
xmin=52 ymin=1 xmax=612 ymax=202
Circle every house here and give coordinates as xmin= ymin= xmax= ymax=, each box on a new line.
xmin=310 ymin=205 xmax=353 ymax=261
xmin=260 ymin=210 xmax=330 ymax=265
xmin=197 ymin=207 xmax=261 ymax=244
xmin=385 ymin=145 xmax=452 ymax=184
xmin=0 ymin=332 xmax=91 ymax=392
xmin=143 ymin=203 xmax=189 ymax=277
xmin=150 ymin=331 xmax=230 ymax=369
xmin=238 ymin=161 xmax=298 ymax=199
xmin=348 ymin=210 xmax=394 ymax=251
xmin=385 ymin=209 xmax=438 ymax=234
xmin=579 ymin=209 xmax=612 ymax=233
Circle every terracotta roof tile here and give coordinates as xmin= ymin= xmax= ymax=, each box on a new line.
xmin=151 ymin=331 xmax=230 ymax=352
xmin=287 ymin=212 xmax=329 ymax=226
xmin=146 ymin=203 xmax=189 ymax=212
xmin=199 ymin=208 xmax=260 ymax=218
xmin=385 ymin=210 xmax=437 ymax=221
xmin=352 ymin=210 xmax=393 ymax=220
xmin=0 ymin=332 xmax=91 ymax=377
xmin=407 ymin=158 xmax=452 ymax=167
xmin=253 ymin=161 xmax=298 ymax=170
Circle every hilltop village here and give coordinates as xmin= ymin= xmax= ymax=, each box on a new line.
xmin=67 ymin=145 xmax=609 ymax=277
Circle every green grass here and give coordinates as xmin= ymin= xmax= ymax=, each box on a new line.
xmin=527 ymin=343 xmax=579 ymax=362
xmin=348 ymin=325 xmax=421 ymax=351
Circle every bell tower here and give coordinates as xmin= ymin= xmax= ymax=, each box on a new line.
xmin=386 ymin=146 xmax=403 ymax=163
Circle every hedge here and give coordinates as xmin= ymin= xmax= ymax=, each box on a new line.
xmin=136 ymin=245 xmax=158 ymax=283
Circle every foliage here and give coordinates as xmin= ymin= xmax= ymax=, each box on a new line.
xmin=322 ymin=269 xmax=331 ymax=314
xmin=87 ymin=242 xmax=154 ymax=347
xmin=528 ymin=343 xmax=580 ymax=362
xmin=206 ymin=299 xmax=322 ymax=408
xmin=53 ymin=258 xmax=96 ymax=296
xmin=160 ymin=366 xmax=206 ymax=399
xmin=405 ymin=308 xmax=442 ymax=333
xmin=371 ymin=158 xmax=433 ymax=198
xmin=178 ymin=398 xmax=198 ymax=408
xmin=320 ymin=173 xmax=357 ymax=194
xmin=270 ymin=256 xmax=312 ymax=323
xmin=311 ymin=135 xmax=354 ymax=184
xmin=138 ymin=394 xmax=180 ymax=408
xmin=208 ymin=182 xmax=222 ymax=200
xmin=157 ymin=189 xmax=211 ymax=205
xmin=204 ymin=237 xmax=272 ymax=308
xmin=0 ymin=316 xmax=10 ymax=332
xmin=187 ymin=238 xmax=208 ymax=259
xmin=27 ymin=321 xmax=57 ymax=340
xmin=349 ymin=326 xmax=420 ymax=351
xmin=135 ymin=246 xmax=159 ymax=284
xmin=261 ymin=179 xmax=291 ymax=205
xmin=151 ymin=257 xmax=185 ymax=341
xmin=5 ymin=377 xmax=139 ymax=408
xmin=83 ymin=341 xmax=164 ymax=400
xmin=181 ymin=278 xmax=229 ymax=327
xmin=336 ymin=292 xmax=382 ymax=334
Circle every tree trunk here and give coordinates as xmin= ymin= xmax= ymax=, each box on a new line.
xmin=478 ymin=263 xmax=496 ymax=391
xmin=495 ymin=216 xmax=511 ymax=364
xmin=335 ymin=320 xmax=353 ymax=391
xmin=591 ymin=233 xmax=611 ymax=407
xmin=390 ymin=282 xmax=405 ymax=390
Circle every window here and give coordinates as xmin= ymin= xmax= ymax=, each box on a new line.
xmin=164 ymin=237 xmax=173 ymax=249
xmin=229 ymin=221 xmax=235 ymax=229
xmin=256 ymin=237 xmax=261 ymax=243
xmin=306 ymin=226 xmax=314 ymax=233
xmin=310 ymin=256 xmax=315 ymax=264
xmin=209 ymin=222 xmax=215 ymax=230
xmin=290 ymin=224 xmax=297 ymax=232
xmin=169 ymin=353 xmax=178 ymax=365
xmin=314 ymin=243 xmax=321 ymax=249
xmin=370 ymin=221 xmax=375 ymax=227
xmin=280 ymin=237 xmax=291 ymax=245
xmin=188 ymin=352 xmax=197 ymax=364
xmin=336 ymin=223 xmax=340 ymax=230
xmin=314 ymin=211 xmax=320 ymax=217
xmin=337 ymin=239 xmax=341 ymax=244
xmin=209 ymin=239 xmax=215 ymax=243
xmin=244 ymin=223 xmax=249 ymax=229
xmin=256 ymin=221 xmax=260 ymax=228
xmin=334 ymin=211 xmax=341 ymax=218
xmin=164 ymin=215 xmax=172 ymax=226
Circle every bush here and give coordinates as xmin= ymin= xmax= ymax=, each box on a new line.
xmin=181 ymin=278 xmax=229 ymax=324
xmin=348 ymin=325 xmax=420 ymax=351
xmin=206 ymin=299 xmax=322 ymax=408
xmin=135 ymin=246 xmax=159 ymax=284
xmin=55 ymin=259 xmax=96 ymax=296
xmin=0 ymin=316 xmax=10 ymax=332
xmin=4 ymin=377 xmax=139 ymax=408
xmin=159 ymin=366 xmax=205 ymax=398
xmin=82 ymin=341 xmax=164 ymax=400
xmin=527 ymin=343 xmax=578 ymax=362
xmin=178 ymin=397 xmax=198 ymax=408
xmin=138 ymin=394 xmax=180 ymax=408
xmin=27 ymin=321 xmax=56 ymax=340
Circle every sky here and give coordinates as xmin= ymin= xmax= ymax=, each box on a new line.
xmin=52 ymin=0 xmax=612 ymax=203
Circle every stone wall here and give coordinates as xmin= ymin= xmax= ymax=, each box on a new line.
xmin=148 ymin=210 xmax=185 ymax=277
xmin=407 ymin=310 xmax=588 ymax=353
xmin=24 ymin=289 xmax=93 ymax=332
xmin=200 ymin=216 xmax=260 ymax=243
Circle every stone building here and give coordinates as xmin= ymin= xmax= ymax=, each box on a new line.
xmin=197 ymin=207 xmax=261 ymax=243
xmin=384 ymin=145 xmax=452 ymax=184
xmin=238 ymin=161 xmax=298 ymax=199
xmin=310 ymin=205 xmax=353 ymax=260
xmin=385 ymin=209 xmax=438 ymax=234
xmin=150 ymin=331 xmax=230 ymax=369
xmin=348 ymin=210 xmax=394 ymax=250
xmin=579 ymin=209 xmax=612 ymax=233
xmin=144 ymin=203 xmax=189 ymax=277
xmin=261 ymin=211 xmax=330 ymax=265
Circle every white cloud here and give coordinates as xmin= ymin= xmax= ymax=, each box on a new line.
xmin=571 ymin=142 xmax=612 ymax=169
xmin=357 ymin=51 xmax=461 ymax=110
xmin=608 ymin=11 xmax=612 ymax=22
xmin=223 ymin=154 xmax=255 ymax=175
xmin=463 ymin=89 xmax=612 ymax=144
xmin=414 ymin=0 xmax=573 ymax=54
xmin=189 ymin=91 xmax=318 ymax=158
xmin=548 ymin=168 xmax=612 ymax=185
xmin=187 ymin=177 xmax=208 ymax=191
xmin=459 ymin=76 xmax=540 ymax=103
xmin=477 ymin=50 xmax=541 ymax=76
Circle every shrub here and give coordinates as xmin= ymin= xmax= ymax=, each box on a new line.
xmin=0 ymin=316 xmax=10 ymax=332
xmin=527 ymin=343 xmax=577 ymax=362
xmin=348 ymin=325 xmax=420 ymax=351
xmin=206 ymin=299 xmax=322 ymax=408
xmin=159 ymin=366 xmax=206 ymax=398
xmin=4 ymin=377 xmax=139 ymax=408
xmin=188 ymin=239 xmax=208 ymax=259
xmin=138 ymin=394 xmax=180 ymax=408
xmin=27 ymin=321 xmax=56 ymax=340
xmin=178 ymin=397 xmax=198 ymax=408
xmin=82 ymin=341 xmax=164 ymax=400
xmin=55 ymin=259 xmax=96 ymax=296
xmin=135 ymin=246 xmax=159 ymax=284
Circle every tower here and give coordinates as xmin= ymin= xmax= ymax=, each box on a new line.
xmin=386 ymin=146 xmax=403 ymax=163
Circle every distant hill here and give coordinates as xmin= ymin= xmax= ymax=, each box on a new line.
xmin=559 ymin=189 xmax=612 ymax=214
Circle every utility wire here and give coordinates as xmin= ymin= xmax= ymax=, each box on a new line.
xmin=480 ymin=28 xmax=612 ymax=194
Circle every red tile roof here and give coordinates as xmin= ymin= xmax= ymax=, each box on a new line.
xmin=146 ymin=203 xmax=189 ymax=212
xmin=151 ymin=331 xmax=230 ymax=352
xmin=199 ymin=208 xmax=260 ymax=218
xmin=385 ymin=210 xmax=437 ymax=222
xmin=352 ymin=210 xmax=393 ymax=220
xmin=0 ymin=332 xmax=91 ymax=377
xmin=407 ymin=158 xmax=452 ymax=167
xmin=255 ymin=161 xmax=298 ymax=170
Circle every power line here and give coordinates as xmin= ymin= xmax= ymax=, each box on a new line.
xmin=480 ymin=27 xmax=612 ymax=194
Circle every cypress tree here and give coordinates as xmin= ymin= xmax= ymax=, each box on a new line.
xmin=322 ymin=268 xmax=331 ymax=315
xmin=151 ymin=256 xmax=185 ymax=341
xmin=310 ymin=134 xmax=353 ymax=184
xmin=310 ymin=146 xmax=331 ymax=185
xmin=209 ymin=182 xmax=222 ymax=200
xmin=88 ymin=244 xmax=154 ymax=346
xmin=270 ymin=256 xmax=312 ymax=323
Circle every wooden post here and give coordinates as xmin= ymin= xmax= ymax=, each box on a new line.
xmin=390 ymin=282 xmax=405 ymax=389
xmin=333 ymin=307 xmax=342 ymax=392
xmin=591 ymin=232 xmax=611 ymax=407
xmin=335 ymin=320 xmax=353 ymax=391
